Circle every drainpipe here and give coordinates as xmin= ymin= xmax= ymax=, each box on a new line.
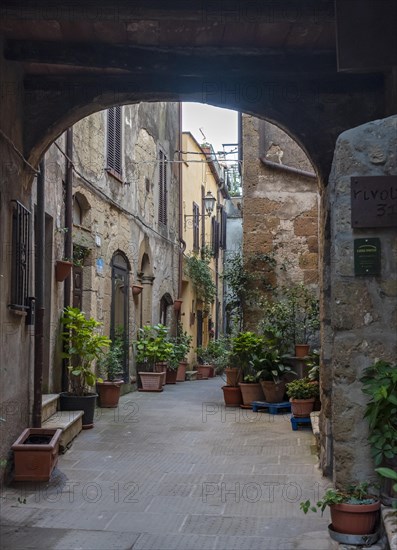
xmin=177 ymin=104 xmax=185 ymax=333
xmin=62 ymin=128 xmax=73 ymax=392
xmin=32 ymin=159 xmax=45 ymax=428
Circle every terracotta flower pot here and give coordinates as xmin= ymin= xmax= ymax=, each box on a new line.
xmin=166 ymin=368 xmax=178 ymax=384
xmin=176 ymin=361 xmax=187 ymax=382
xmin=290 ymin=398 xmax=315 ymax=417
xmin=131 ymin=284 xmax=143 ymax=295
xmin=295 ymin=344 xmax=310 ymax=358
xmin=97 ymin=381 xmax=123 ymax=408
xmin=55 ymin=260 xmax=73 ymax=282
xmin=12 ymin=428 xmax=62 ymax=481
xmin=260 ymin=380 xmax=286 ymax=403
xmin=139 ymin=372 xmax=164 ymax=391
xmin=154 ymin=362 xmax=167 ymax=386
xmin=330 ymin=500 xmax=381 ymax=535
xmin=197 ymin=365 xmax=211 ymax=379
xmin=239 ymin=383 xmax=264 ymax=406
xmin=222 ymin=385 xmax=243 ymax=407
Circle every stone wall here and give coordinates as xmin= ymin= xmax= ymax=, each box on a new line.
xmin=242 ymin=115 xmax=320 ymax=329
xmin=321 ymin=115 xmax=397 ymax=485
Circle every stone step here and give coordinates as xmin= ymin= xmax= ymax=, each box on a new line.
xmin=42 ymin=410 xmax=84 ymax=453
xmin=41 ymin=394 xmax=59 ymax=423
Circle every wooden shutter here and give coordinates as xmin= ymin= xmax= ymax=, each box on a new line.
xmin=211 ymin=218 xmax=220 ymax=257
xmin=193 ymin=202 xmax=200 ymax=250
xmin=159 ymin=151 xmax=168 ymax=225
xmin=220 ymin=207 xmax=227 ymax=249
xmin=107 ymin=106 xmax=122 ymax=178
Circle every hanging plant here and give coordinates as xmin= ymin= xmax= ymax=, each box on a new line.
xmin=184 ymin=251 xmax=216 ymax=311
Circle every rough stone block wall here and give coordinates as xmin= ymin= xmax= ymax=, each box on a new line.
xmin=242 ymin=115 xmax=320 ymax=329
xmin=322 ymin=115 xmax=397 ymax=486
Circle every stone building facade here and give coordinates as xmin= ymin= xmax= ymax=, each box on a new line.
xmin=34 ymin=101 xmax=181 ymax=394
xmin=242 ymin=115 xmax=320 ymax=329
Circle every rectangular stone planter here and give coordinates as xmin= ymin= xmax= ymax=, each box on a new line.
xmin=138 ymin=372 xmax=164 ymax=392
xmin=11 ymin=428 xmax=62 ymax=481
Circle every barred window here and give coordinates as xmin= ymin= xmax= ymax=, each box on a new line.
xmin=10 ymin=200 xmax=31 ymax=310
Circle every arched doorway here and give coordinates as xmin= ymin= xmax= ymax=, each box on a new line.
xmin=111 ymin=251 xmax=130 ymax=382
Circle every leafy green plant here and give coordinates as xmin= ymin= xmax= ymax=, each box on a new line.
xmin=360 ymin=360 xmax=397 ymax=466
xmin=230 ymin=332 xmax=264 ymax=382
xmin=184 ymin=252 xmax=216 ymax=312
xmin=98 ymin=330 xmax=124 ymax=381
xmin=286 ymin=377 xmax=319 ymax=400
xmin=375 ymin=467 xmax=397 ymax=508
xmin=300 ymin=482 xmax=377 ymax=515
xmin=306 ymin=349 xmax=320 ymax=382
xmin=134 ymin=324 xmax=174 ymax=372
xmin=169 ymin=324 xmax=192 ymax=370
xmin=61 ymin=307 xmax=111 ymax=396
xmin=254 ymin=339 xmax=295 ymax=383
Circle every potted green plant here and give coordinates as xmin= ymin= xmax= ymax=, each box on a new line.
xmin=172 ymin=323 xmax=192 ymax=382
xmin=60 ymin=306 xmax=111 ymax=428
xmin=300 ymin=482 xmax=381 ymax=538
xmin=134 ymin=324 xmax=174 ymax=391
xmin=375 ymin=467 xmax=397 ymax=509
xmin=360 ymin=359 xmax=397 ymax=506
xmin=256 ymin=337 xmax=295 ymax=403
xmin=97 ymin=333 xmax=124 ymax=407
xmin=195 ymin=345 xmax=213 ymax=379
xmin=286 ymin=377 xmax=319 ymax=417
xmin=230 ymin=332 xmax=265 ymax=407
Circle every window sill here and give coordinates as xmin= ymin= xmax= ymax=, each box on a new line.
xmin=105 ymin=167 xmax=123 ymax=183
xmin=8 ymin=306 xmax=28 ymax=317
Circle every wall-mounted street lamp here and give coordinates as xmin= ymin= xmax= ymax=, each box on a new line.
xmin=184 ymin=190 xmax=216 ymax=229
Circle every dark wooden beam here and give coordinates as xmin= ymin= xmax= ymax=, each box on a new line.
xmin=1 ymin=0 xmax=335 ymax=23
xmin=6 ymin=40 xmax=338 ymax=76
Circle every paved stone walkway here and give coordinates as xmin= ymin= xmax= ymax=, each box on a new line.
xmin=1 ymin=377 xmax=332 ymax=549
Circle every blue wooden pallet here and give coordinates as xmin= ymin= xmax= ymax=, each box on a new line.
xmin=251 ymin=401 xmax=291 ymax=414
xmin=290 ymin=416 xmax=312 ymax=431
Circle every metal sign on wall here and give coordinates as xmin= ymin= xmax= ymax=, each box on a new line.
xmin=351 ymin=176 xmax=397 ymax=228
xmin=354 ymin=238 xmax=381 ymax=276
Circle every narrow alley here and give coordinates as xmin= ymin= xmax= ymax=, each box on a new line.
xmin=1 ymin=377 xmax=331 ymax=550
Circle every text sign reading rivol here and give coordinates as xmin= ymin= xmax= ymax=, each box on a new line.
xmin=351 ymin=176 xmax=397 ymax=228
xmin=354 ymin=238 xmax=381 ymax=276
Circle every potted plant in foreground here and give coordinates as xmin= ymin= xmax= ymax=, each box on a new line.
xmin=286 ymin=377 xmax=319 ymax=417
xmin=97 ymin=333 xmax=124 ymax=407
xmin=134 ymin=324 xmax=174 ymax=391
xmin=60 ymin=306 xmax=111 ymax=428
xmin=256 ymin=336 xmax=295 ymax=403
xmin=301 ymin=482 xmax=381 ymax=539
xmin=231 ymin=332 xmax=264 ymax=407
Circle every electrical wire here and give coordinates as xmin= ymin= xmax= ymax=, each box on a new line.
xmin=0 ymin=128 xmax=40 ymax=175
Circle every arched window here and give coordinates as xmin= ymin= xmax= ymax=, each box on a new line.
xmin=159 ymin=293 xmax=173 ymax=326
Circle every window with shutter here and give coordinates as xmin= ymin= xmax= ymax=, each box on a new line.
xmin=158 ymin=150 xmax=168 ymax=226
xmin=193 ymin=202 xmax=200 ymax=250
xmin=211 ymin=217 xmax=220 ymax=257
xmin=106 ymin=106 xmax=123 ymax=180
xmin=220 ymin=207 xmax=227 ymax=249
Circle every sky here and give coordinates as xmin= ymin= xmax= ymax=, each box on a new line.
xmin=182 ymin=103 xmax=238 ymax=156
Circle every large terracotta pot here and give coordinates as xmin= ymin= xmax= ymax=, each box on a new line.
xmin=55 ymin=260 xmax=73 ymax=282
xmin=138 ymin=372 xmax=164 ymax=391
xmin=330 ymin=501 xmax=381 ymax=535
xmin=290 ymin=398 xmax=315 ymax=417
xmin=12 ymin=428 xmax=62 ymax=482
xmin=154 ymin=362 xmax=167 ymax=386
xmin=239 ymin=383 xmax=264 ymax=406
xmin=222 ymin=385 xmax=243 ymax=407
xmin=225 ymin=367 xmax=241 ymax=386
xmin=176 ymin=361 xmax=187 ymax=382
xmin=97 ymin=381 xmax=123 ymax=408
xmin=260 ymin=380 xmax=286 ymax=403
xmin=197 ymin=365 xmax=211 ymax=379
xmin=166 ymin=368 xmax=178 ymax=384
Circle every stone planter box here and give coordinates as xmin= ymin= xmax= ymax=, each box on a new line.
xmin=12 ymin=428 xmax=62 ymax=481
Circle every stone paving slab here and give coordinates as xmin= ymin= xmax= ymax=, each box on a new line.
xmin=1 ymin=377 xmax=333 ymax=549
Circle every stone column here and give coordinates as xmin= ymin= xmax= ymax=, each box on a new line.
xmin=321 ymin=115 xmax=397 ymax=486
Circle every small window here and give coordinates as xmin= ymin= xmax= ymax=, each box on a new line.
xmin=193 ymin=202 xmax=200 ymax=251
xmin=73 ymin=196 xmax=83 ymax=226
xmin=10 ymin=200 xmax=31 ymax=311
xmin=158 ymin=150 xmax=167 ymax=226
xmin=160 ymin=293 xmax=173 ymax=326
xmin=106 ymin=106 xmax=123 ymax=179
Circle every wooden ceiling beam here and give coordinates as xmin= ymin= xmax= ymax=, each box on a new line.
xmin=6 ymin=40 xmax=338 ymax=76
xmin=1 ymin=1 xmax=335 ymax=23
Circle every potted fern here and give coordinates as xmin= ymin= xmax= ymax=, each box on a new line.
xmin=60 ymin=307 xmax=111 ymax=428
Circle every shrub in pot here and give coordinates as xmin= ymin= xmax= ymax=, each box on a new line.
xmin=230 ymin=332 xmax=265 ymax=406
xmin=286 ymin=377 xmax=319 ymax=417
xmin=255 ymin=337 xmax=295 ymax=403
xmin=301 ymin=482 xmax=381 ymax=537
xmin=97 ymin=333 xmax=124 ymax=407
xmin=170 ymin=323 xmax=192 ymax=382
xmin=133 ymin=324 xmax=174 ymax=391
xmin=61 ymin=307 xmax=111 ymax=428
